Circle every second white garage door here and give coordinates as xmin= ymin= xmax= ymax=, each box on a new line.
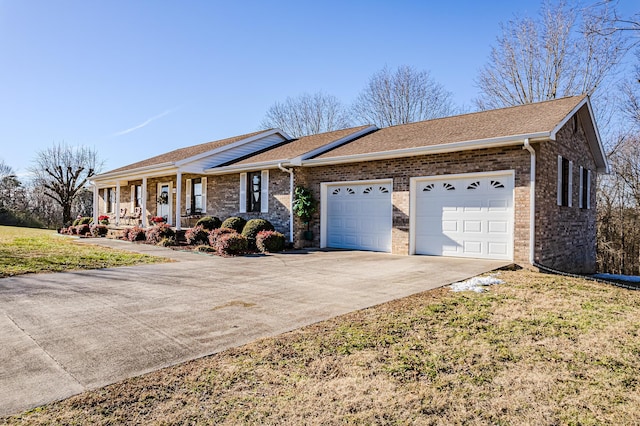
xmin=412 ymin=171 xmax=514 ymax=260
xmin=324 ymin=181 xmax=392 ymax=252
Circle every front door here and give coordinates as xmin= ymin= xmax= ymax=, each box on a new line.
xmin=157 ymin=183 xmax=172 ymax=224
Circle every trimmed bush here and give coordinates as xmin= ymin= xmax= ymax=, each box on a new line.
xmin=256 ymin=230 xmax=285 ymax=253
xmin=146 ymin=223 xmax=175 ymax=244
xmin=195 ymin=244 xmax=216 ymax=253
xmin=195 ymin=216 xmax=221 ymax=231
xmin=185 ymin=225 xmax=209 ymax=245
xmin=76 ymin=224 xmax=91 ymax=236
xmin=208 ymin=227 xmax=236 ymax=247
xmin=241 ymin=218 xmax=275 ymax=249
xmin=157 ymin=237 xmax=176 ymax=247
xmin=120 ymin=227 xmax=131 ymax=241
xmin=79 ymin=217 xmax=93 ymax=225
xmin=90 ymin=224 xmax=108 ymax=237
xmin=216 ymin=232 xmax=248 ymax=256
xmin=128 ymin=226 xmax=146 ymax=242
xmin=221 ymin=216 xmax=246 ymax=233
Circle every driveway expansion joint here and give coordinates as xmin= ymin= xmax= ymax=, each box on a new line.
xmin=4 ymin=313 xmax=83 ymax=388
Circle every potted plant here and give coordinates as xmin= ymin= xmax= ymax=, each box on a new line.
xmin=98 ymin=215 xmax=110 ymax=225
xmin=292 ymin=186 xmax=317 ymax=240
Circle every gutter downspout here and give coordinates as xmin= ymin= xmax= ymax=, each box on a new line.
xmin=523 ymin=139 xmax=535 ymax=265
xmin=278 ymin=163 xmax=294 ymax=243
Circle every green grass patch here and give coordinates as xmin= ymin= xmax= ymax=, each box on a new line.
xmin=0 ymin=225 xmax=166 ymax=277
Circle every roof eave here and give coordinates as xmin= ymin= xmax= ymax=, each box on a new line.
xmin=203 ymin=160 xmax=287 ymax=175
xmin=93 ymin=162 xmax=176 ymax=182
xmin=173 ymin=128 xmax=291 ymax=168
xmin=302 ymin=132 xmax=551 ymax=167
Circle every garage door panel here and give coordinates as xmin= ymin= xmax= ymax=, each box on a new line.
xmin=415 ymin=173 xmax=513 ymax=260
xmin=488 ymin=221 xmax=508 ymax=233
xmin=463 ymin=241 xmax=482 ymax=254
xmin=326 ymin=182 xmax=392 ymax=253
xmin=463 ymin=220 xmax=482 ymax=232
xmin=488 ymin=242 xmax=508 ymax=255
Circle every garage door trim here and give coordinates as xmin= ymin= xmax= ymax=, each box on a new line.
xmin=409 ymin=170 xmax=515 ymax=259
xmin=320 ymin=178 xmax=393 ymax=250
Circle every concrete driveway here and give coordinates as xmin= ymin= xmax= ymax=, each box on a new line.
xmin=0 ymin=239 xmax=509 ymax=417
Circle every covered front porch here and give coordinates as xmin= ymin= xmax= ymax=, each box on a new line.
xmin=92 ymin=170 xmax=208 ymax=231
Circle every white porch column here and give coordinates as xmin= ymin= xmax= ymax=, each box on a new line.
xmin=142 ymin=177 xmax=148 ymax=227
xmin=115 ymin=182 xmax=121 ymax=225
xmin=92 ymin=184 xmax=99 ymax=224
xmin=175 ymin=171 xmax=182 ymax=230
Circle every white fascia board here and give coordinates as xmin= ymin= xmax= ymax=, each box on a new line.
xmin=173 ymin=129 xmax=290 ymax=168
xmin=302 ymin=132 xmax=550 ymax=167
xmin=584 ymin=98 xmax=609 ymax=173
xmin=550 ymin=97 xmax=588 ymax=140
xmin=549 ymin=96 xmax=608 ymax=173
xmin=93 ymin=162 xmax=176 ymax=182
xmin=204 ymin=160 xmax=286 ymax=175
xmin=290 ymin=125 xmax=378 ymax=165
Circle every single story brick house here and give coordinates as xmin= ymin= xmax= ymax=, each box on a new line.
xmin=91 ymin=95 xmax=607 ymax=273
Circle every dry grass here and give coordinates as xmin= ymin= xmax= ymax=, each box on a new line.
xmin=4 ymin=270 xmax=640 ymax=425
xmin=0 ymin=225 xmax=166 ymax=277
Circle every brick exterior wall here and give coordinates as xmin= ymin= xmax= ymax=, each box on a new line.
xmin=535 ymin=119 xmax=598 ymax=273
xmin=98 ymin=171 xmax=292 ymax=235
xmin=98 ymin=119 xmax=597 ymax=273
xmin=295 ymin=146 xmax=533 ymax=264
xmin=206 ymin=169 xmax=291 ymax=238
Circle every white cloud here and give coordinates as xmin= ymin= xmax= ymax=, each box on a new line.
xmin=113 ymin=108 xmax=177 ymax=136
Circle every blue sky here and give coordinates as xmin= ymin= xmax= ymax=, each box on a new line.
xmin=0 ymin=0 xmax=636 ymax=175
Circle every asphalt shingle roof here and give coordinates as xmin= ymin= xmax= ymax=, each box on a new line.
xmin=313 ymin=96 xmax=585 ymax=159
xmin=230 ymin=125 xmax=372 ymax=165
xmin=105 ymin=129 xmax=271 ymax=174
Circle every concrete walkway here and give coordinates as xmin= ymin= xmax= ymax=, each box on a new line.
xmin=0 ymin=239 xmax=509 ymax=417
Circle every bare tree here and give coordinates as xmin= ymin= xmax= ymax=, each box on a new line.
xmin=29 ymin=143 xmax=102 ymax=226
xmin=475 ymin=1 xmax=627 ymax=109
xmin=0 ymin=159 xmax=22 ymax=211
xmin=597 ymin=133 xmax=640 ymax=274
xmin=352 ymin=65 xmax=455 ymax=127
xmin=260 ymin=92 xmax=352 ymax=138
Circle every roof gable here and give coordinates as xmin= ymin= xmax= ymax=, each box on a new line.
xmin=210 ymin=125 xmax=376 ymax=171
xmin=95 ymin=129 xmax=291 ymax=180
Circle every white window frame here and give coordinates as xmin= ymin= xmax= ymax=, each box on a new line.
xmin=239 ymin=170 xmax=268 ymax=213
xmin=557 ymin=155 xmax=573 ymax=207
xmin=579 ymin=167 xmax=591 ymax=209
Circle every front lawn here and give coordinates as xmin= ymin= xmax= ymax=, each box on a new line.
xmin=3 ymin=270 xmax=639 ymax=424
xmin=0 ymin=225 xmax=166 ymax=277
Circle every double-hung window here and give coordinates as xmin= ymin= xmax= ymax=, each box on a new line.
xmin=579 ymin=167 xmax=591 ymax=209
xmin=557 ymin=156 xmax=573 ymax=207
xmin=240 ymin=170 xmax=269 ymax=213
xmin=185 ymin=177 xmax=207 ymax=215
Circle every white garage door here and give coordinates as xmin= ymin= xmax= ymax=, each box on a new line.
xmin=413 ymin=172 xmax=514 ymax=260
xmin=325 ymin=182 xmax=392 ymax=252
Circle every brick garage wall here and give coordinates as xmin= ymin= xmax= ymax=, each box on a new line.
xmin=535 ymin=118 xmax=598 ymax=273
xmin=296 ymin=145 xmax=532 ymax=264
xmin=206 ymin=169 xmax=292 ymax=237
